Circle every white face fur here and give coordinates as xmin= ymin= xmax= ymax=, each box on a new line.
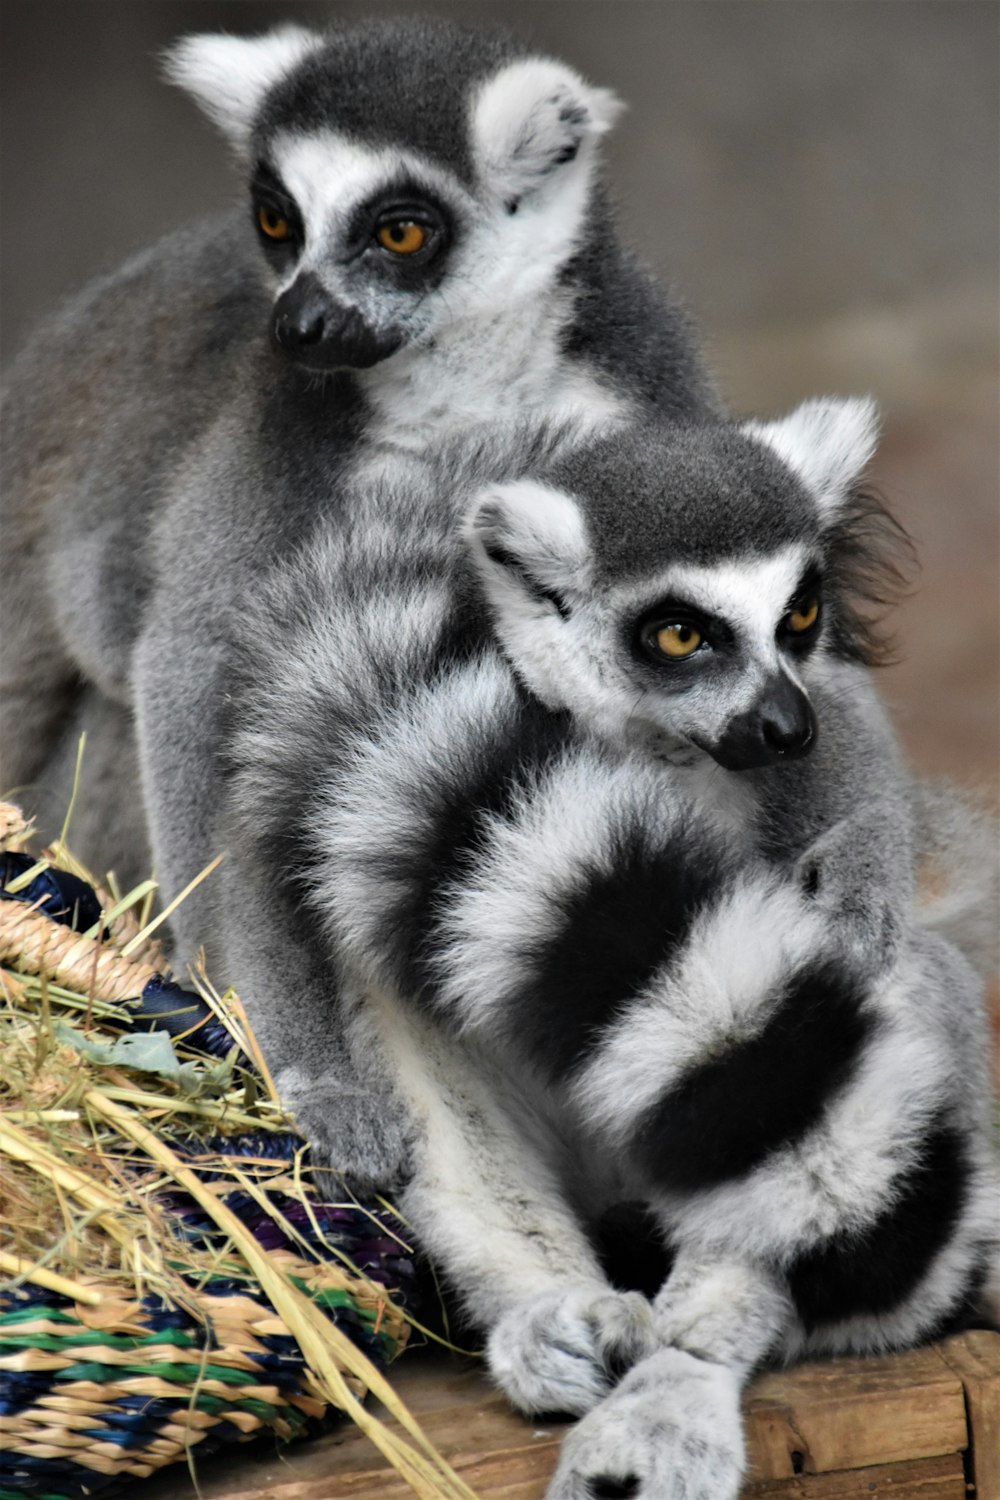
xmin=464 ymin=398 xmax=879 ymax=771
xmin=165 ymin=29 xmax=622 ymax=365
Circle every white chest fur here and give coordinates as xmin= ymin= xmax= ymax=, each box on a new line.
xmin=353 ymin=287 xmax=629 ymax=465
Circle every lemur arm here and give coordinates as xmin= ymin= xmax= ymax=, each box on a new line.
xmin=548 ymin=1254 xmax=792 ymax=1500
xmin=367 ymin=989 xmax=657 ymax=1417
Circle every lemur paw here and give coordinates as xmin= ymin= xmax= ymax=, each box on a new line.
xmin=276 ymin=1071 xmax=415 ymax=1194
xmin=488 ymin=1287 xmax=655 ymax=1417
xmin=794 ymin=806 xmax=905 ymax=976
xmin=545 ymin=1348 xmax=744 ymax=1500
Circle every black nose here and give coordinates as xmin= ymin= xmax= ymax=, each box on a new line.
xmin=272 ymin=272 xmax=330 ymax=353
xmin=761 ymin=691 xmax=815 ymax=757
xmin=271 ymin=272 xmax=402 ymax=370
xmin=709 ymin=674 xmax=817 ymax=771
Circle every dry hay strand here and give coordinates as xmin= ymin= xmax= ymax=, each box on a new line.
xmin=0 ymin=801 xmax=477 ymax=1500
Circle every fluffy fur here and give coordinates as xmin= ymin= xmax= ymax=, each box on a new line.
xmin=1 ymin=15 xmax=716 ymax=908
xmin=214 ymin=414 xmax=997 ymax=1499
xmin=2 ymin=26 xmax=995 ymax=1492
xmin=0 ymin=14 xmax=721 ymax=1204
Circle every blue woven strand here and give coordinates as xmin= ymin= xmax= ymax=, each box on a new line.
xmin=1 ymin=868 xmax=419 ymax=1499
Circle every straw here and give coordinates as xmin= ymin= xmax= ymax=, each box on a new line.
xmin=0 ymin=798 xmax=477 ymax=1500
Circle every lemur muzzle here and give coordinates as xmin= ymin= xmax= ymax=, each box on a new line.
xmin=272 ymin=273 xmax=401 ymax=370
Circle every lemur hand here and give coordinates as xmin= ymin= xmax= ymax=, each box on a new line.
xmin=546 ymin=1347 xmax=744 ymax=1500
xmin=487 ymin=1286 xmax=656 ymax=1418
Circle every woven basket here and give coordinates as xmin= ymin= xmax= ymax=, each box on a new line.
xmin=0 ymin=804 xmax=424 ymax=1500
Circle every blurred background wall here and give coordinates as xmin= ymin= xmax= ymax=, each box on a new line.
xmin=1 ymin=0 xmax=997 ymax=787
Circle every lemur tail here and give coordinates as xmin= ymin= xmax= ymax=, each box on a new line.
xmin=913 ymin=779 xmax=999 ymax=981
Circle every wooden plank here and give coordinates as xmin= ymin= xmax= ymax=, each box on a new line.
xmin=744 ymin=1346 xmax=967 ymax=1478
xmin=155 ymin=1450 xmax=969 ymax=1500
xmin=149 ymin=1440 xmax=969 ymax=1500
xmin=138 ymin=1354 xmax=566 ymax=1499
xmin=217 ymin=1442 xmax=559 ymax=1499
xmin=936 ymin=1330 xmax=1000 ymax=1500
xmin=317 ymin=1396 xmax=565 ymax=1481
xmin=741 ymin=1452 xmax=967 ymax=1498
xmin=141 ymin=1341 xmax=979 ymax=1499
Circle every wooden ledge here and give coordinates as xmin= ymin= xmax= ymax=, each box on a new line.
xmin=139 ymin=1330 xmax=1000 ymax=1500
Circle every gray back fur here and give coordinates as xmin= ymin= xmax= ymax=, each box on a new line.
xmin=1 ymin=16 xmax=717 ymax=883
xmin=210 ymin=414 xmax=997 ymax=1500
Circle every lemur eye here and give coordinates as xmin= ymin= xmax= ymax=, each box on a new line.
xmin=786 ymin=597 xmax=821 ymax=633
xmin=377 ymin=221 xmax=427 ymax=255
xmin=258 ymin=206 xmax=292 ymax=241
xmin=654 ymin=623 xmax=703 ymax=659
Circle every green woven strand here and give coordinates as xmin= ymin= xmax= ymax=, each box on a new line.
xmin=1 ymin=1327 xmax=208 ymax=1352
xmin=0 ymin=1305 xmax=76 ymax=1327
xmin=0 ymin=1490 xmax=73 ymax=1500
xmin=56 ymin=1358 xmax=264 ymax=1385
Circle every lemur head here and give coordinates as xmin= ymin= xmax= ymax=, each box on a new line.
xmin=164 ymin=20 xmax=621 ymax=372
xmin=465 ymin=398 xmax=911 ymax=771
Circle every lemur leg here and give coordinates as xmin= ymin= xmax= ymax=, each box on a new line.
xmin=0 ymin=514 xmax=79 ymax=799
xmin=26 ymin=688 xmax=151 ymax=890
xmin=132 ymin=609 xmax=227 ymax=968
xmin=367 ymin=990 xmax=656 ymax=1417
xmin=547 ymin=1256 xmax=791 ymax=1500
xmin=211 ymin=852 xmax=417 ymax=1193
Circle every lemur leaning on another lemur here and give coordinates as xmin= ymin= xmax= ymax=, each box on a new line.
xmin=221 ymin=400 xmax=998 ymax=1499
xmin=1 ymin=17 xmax=990 ymax=1185
xmin=0 ymin=16 xmax=716 ymax=901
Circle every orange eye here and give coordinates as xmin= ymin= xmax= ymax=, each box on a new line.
xmin=787 ymin=598 xmax=820 ymax=633
xmin=258 ymin=205 xmax=291 ymax=241
xmin=655 ymin=623 xmax=702 ymax=659
xmin=377 ymin=220 xmax=427 ymax=255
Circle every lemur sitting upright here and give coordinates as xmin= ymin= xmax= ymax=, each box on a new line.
xmin=1 ymin=16 xmax=717 ymax=900
xmin=1 ymin=17 xmax=988 ymax=1188
xmin=222 ymin=399 xmax=998 ymax=1499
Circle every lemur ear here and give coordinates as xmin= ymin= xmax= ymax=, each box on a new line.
xmin=472 ymin=59 xmax=624 ymax=207
xmin=163 ymin=27 xmax=321 ymax=149
xmin=743 ymin=397 xmax=880 ymax=513
xmin=463 ymin=480 xmax=591 ymax=617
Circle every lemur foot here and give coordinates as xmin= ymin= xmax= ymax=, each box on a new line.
xmin=487 ymin=1287 xmax=655 ymax=1417
xmin=276 ymin=1071 xmax=415 ymax=1194
xmin=546 ymin=1348 xmax=744 ymax=1500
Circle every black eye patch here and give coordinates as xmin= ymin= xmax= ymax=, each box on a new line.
xmin=785 ymin=563 xmax=824 ymax=616
xmin=779 ymin=563 xmax=825 ymax=649
xmin=344 ymin=179 xmax=454 ymax=279
xmin=631 ymin=596 xmax=733 ymax=664
xmin=251 ymin=162 xmax=297 ymax=212
xmin=250 ymin=161 xmax=303 ymax=249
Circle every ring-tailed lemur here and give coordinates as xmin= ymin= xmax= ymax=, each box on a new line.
xmin=219 ymin=400 xmax=997 ymax=1498
xmin=2 ymin=18 xmax=988 ymax=1194
xmin=1 ymin=15 xmax=716 ymax=891
xmin=0 ymin=17 xmax=728 ymax=1189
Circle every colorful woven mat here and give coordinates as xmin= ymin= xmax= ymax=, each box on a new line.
xmin=0 ymin=807 xmax=418 ymax=1499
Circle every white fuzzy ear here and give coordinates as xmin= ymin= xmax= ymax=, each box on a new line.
xmin=472 ymin=59 xmax=623 ymax=206
xmin=464 ymin=480 xmax=591 ymax=613
xmin=163 ymin=27 xmax=320 ymax=148
xmin=743 ymin=397 xmax=879 ymax=512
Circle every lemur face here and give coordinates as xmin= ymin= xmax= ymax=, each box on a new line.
xmin=617 ymin=547 xmax=823 ymax=769
xmin=165 ymin=22 xmax=621 ymax=372
xmin=466 ymin=398 xmax=898 ymax=773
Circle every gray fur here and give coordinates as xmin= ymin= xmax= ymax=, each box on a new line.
xmin=216 ymin=415 xmax=997 ymax=1499
xmin=1 ymin=16 xmax=716 ymax=913
xmin=0 ymin=20 xmax=721 ymax=1196
xmin=2 ymin=26 xmax=995 ymax=1492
